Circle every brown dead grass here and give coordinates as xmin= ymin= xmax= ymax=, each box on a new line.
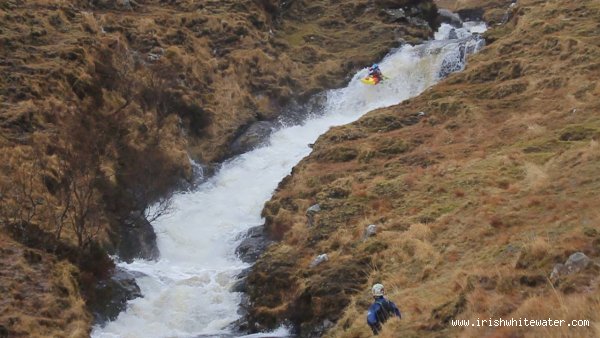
xmin=248 ymin=0 xmax=600 ymax=336
xmin=0 ymin=234 xmax=90 ymax=337
xmin=0 ymin=0 xmax=441 ymax=334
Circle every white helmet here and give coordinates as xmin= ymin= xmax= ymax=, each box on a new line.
xmin=372 ymin=283 xmax=384 ymax=297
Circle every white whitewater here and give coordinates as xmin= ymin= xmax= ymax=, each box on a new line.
xmin=93 ymin=22 xmax=485 ymax=338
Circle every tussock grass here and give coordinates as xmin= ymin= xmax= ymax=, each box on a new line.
xmin=249 ymin=0 xmax=600 ymax=335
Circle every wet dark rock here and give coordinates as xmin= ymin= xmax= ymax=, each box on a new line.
xmin=0 ymin=325 xmax=8 ymax=338
xmin=116 ymin=211 xmax=159 ymax=263
xmin=88 ymin=268 xmax=143 ymax=325
xmin=231 ymin=277 xmax=247 ymax=293
xmin=438 ymin=9 xmax=462 ymax=27
xmin=382 ymin=8 xmax=406 ymax=22
xmin=228 ymin=292 xmax=252 ymax=335
xmin=438 ymin=43 xmax=467 ymax=78
xmin=448 ymin=28 xmax=459 ymax=40
xmin=237 ymin=267 xmax=253 ymax=279
xmin=230 ymin=121 xmax=276 ymax=156
xmin=438 ymin=35 xmax=486 ymax=79
xmin=231 ymin=268 xmax=252 ymax=293
xmin=229 ymin=267 xmax=256 ymax=333
xmin=236 ymin=226 xmax=272 ymax=263
xmin=457 ymin=8 xmax=485 ymax=22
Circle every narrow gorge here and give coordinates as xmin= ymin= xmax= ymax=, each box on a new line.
xmin=94 ymin=22 xmax=485 ymax=338
xmin=2 ymin=0 xmax=600 ymax=337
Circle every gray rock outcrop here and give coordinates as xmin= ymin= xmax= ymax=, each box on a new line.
xmin=310 ymin=253 xmax=329 ymax=268
xmin=230 ymin=121 xmax=275 ymax=155
xmin=550 ymin=252 xmax=592 ymax=280
xmin=438 ymin=8 xmax=462 ymax=27
xmin=235 ymin=226 xmax=272 ymax=263
xmin=364 ymin=224 xmax=377 ymax=238
xmin=89 ymin=268 xmax=143 ymax=324
xmin=306 ymin=204 xmax=321 ymax=227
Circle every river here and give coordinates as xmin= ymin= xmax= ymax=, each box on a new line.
xmin=93 ymin=22 xmax=486 ymax=338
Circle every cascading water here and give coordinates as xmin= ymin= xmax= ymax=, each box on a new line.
xmin=93 ymin=22 xmax=486 ymax=338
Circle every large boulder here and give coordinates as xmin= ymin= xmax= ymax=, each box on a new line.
xmin=565 ymin=252 xmax=591 ymax=272
xmin=236 ymin=226 xmax=272 ymax=263
xmin=550 ymin=252 xmax=592 ymax=280
xmin=438 ymin=8 xmax=462 ymax=27
xmin=116 ymin=211 xmax=159 ymax=263
xmin=306 ymin=204 xmax=321 ymax=227
xmin=88 ymin=268 xmax=143 ymax=325
xmin=230 ymin=121 xmax=276 ymax=155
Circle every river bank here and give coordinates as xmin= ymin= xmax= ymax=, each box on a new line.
xmin=0 ymin=0 xmax=439 ymax=336
xmin=93 ymin=19 xmax=486 ymax=337
xmin=246 ymin=0 xmax=600 ymax=337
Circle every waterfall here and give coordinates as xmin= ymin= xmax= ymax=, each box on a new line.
xmin=93 ymin=22 xmax=486 ymax=338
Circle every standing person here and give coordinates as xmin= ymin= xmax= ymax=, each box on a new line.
xmin=367 ymin=283 xmax=401 ymax=335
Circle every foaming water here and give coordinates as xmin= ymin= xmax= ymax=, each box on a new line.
xmin=93 ymin=23 xmax=485 ymax=338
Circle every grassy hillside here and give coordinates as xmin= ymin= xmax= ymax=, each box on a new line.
xmin=0 ymin=233 xmax=90 ymax=337
xmin=0 ymin=0 xmax=438 ymax=336
xmin=247 ymin=0 xmax=600 ymax=336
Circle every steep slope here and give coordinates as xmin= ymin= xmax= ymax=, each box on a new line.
xmin=0 ymin=234 xmax=90 ymax=337
xmin=247 ymin=0 xmax=600 ymax=337
xmin=0 ymin=0 xmax=440 ymax=336
xmin=0 ymin=0 xmax=437 ymax=163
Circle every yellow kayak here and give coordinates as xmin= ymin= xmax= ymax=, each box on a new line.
xmin=361 ymin=75 xmax=381 ymax=85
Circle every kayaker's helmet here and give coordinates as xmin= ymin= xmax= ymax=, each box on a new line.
xmin=372 ymin=283 xmax=385 ymax=297
xmin=372 ymin=63 xmax=379 ymax=70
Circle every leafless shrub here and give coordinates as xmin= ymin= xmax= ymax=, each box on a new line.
xmin=0 ymin=149 xmax=45 ymax=231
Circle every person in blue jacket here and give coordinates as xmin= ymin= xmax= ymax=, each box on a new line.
xmin=367 ymin=283 xmax=401 ymax=335
xmin=368 ymin=64 xmax=384 ymax=84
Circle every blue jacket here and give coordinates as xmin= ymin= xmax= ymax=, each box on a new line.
xmin=367 ymin=296 xmax=401 ymax=334
xmin=368 ymin=68 xmax=383 ymax=78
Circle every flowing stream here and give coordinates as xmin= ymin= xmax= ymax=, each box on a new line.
xmin=93 ymin=22 xmax=486 ymax=338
